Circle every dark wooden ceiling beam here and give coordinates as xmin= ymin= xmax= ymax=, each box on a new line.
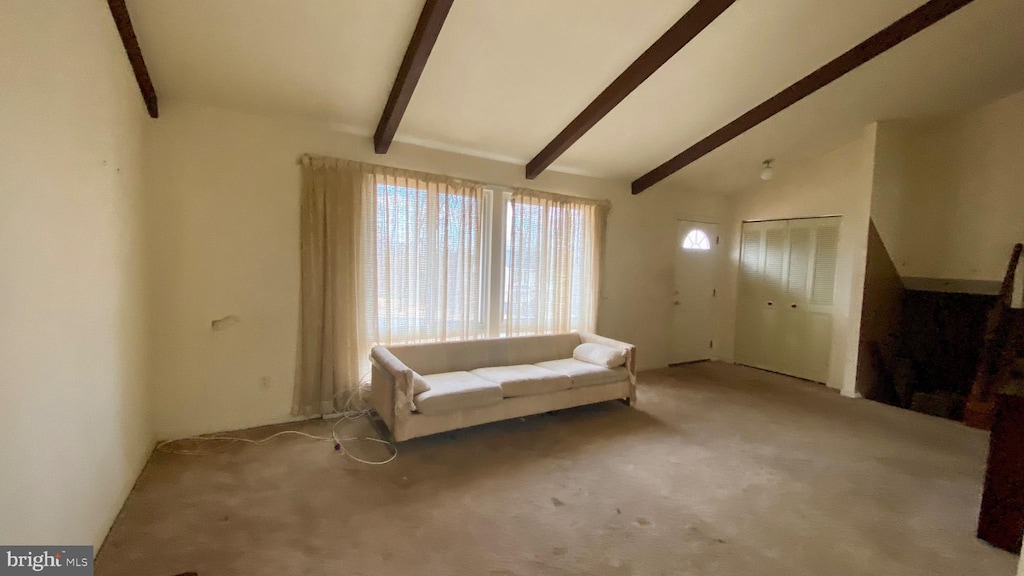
xmin=107 ymin=0 xmax=158 ymax=118
xmin=374 ymin=0 xmax=455 ymax=154
xmin=631 ymin=0 xmax=978 ymax=195
xmin=525 ymin=0 xmax=736 ymax=180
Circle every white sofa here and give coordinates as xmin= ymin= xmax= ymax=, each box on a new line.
xmin=369 ymin=333 xmax=636 ymax=442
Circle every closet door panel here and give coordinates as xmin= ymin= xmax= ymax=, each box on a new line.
xmin=735 ymin=217 xmax=839 ymax=384
xmin=763 ymin=222 xmax=788 ymax=304
xmin=735 ymin=223 xmax=766 ymax=368
xmin=738 ymin=224 xmax=764 ymax=300
xmin=760 ymin=221 xmax=789 ymax=370
xmin=811 ymin=218 xmax=841 ymax=307
xmin=778 ymin=220 xmax=813 ymax=376
xmin=782 ymin=310 xmax=833 ymax=382
xmin=784 ymin=218 xmax=838 ymax=381
xmin=786 ymin=223 xmax=813 ymax=304
xmin=758 ymin=304 xmax=785 ymax=372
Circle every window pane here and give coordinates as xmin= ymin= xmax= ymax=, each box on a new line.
xmin=504 ymin=196 xmax=597 ymax=335
xmin=369 ymin=181 xmax=485 ymax=344
xmin=682 ymin=229 xmax=711 ymax=250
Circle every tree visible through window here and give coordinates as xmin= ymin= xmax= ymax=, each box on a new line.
xmin=368 ymin=182 xmax=485 ymax=343
xmin=504 ymin=194 xmax=600 ymax=335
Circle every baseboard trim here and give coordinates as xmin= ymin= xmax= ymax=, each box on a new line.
xmin=668 ymin=359 xmax=711 ymax=367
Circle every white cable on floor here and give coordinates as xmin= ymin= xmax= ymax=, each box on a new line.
xmin=328 ymin=384 xmax=398 ymax=464
xmin=332 ymin=423 xmax=398 ymax=465
xmin=155 ymin=430 xmax=333 ymax=456
xmin=156 ymin=384 xmax=397 ymax=464
xmin=329 ymin=383 xmax=374 ymax=420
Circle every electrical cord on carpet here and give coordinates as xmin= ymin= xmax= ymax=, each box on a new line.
xmin=155 ymin=384 xmax=397 ymax=465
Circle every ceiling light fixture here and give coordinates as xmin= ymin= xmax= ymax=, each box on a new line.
xmin=760 ymin=159 xmax=775 ymax=181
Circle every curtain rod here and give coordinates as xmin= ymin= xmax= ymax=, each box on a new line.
xmin=298 ymin=153 xmax=612 ymax=210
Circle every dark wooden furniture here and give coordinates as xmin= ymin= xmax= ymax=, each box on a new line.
xmin=965 ymin=244 xmax=1022 ymax=429
xmin=966 ymin=244 xmax=1024 ymax=552
xmin=979 ymin=391 xmax=1024 ymax=553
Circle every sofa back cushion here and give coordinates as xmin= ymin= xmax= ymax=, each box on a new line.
xmin=386 ymin=333 xmax=582 ymax=375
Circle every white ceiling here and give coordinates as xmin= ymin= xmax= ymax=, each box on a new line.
xmin=129 ymin=0 xmax=1024 ymax=194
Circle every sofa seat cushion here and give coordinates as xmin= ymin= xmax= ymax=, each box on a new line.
xmin=470 ymin=364 xmax=572 ymax=398
xmin=414 ymin=371 xmax=503 ymax=415
xmin=535 ymin=358 xmax=629 ymax=388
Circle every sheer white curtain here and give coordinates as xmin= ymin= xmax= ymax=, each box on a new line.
xmin=294 ymin=157 xmax=486 ymax=416
xmin=505 ymin=189 xmax=609 ymax=336
xmin=360 ymin=166 xmax=487 ymax=347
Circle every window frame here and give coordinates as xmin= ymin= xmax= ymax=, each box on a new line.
xmin=370 ymin=183 xmax=594 ymax=342
xmin=482 ymin=187 xmax=513 ymax=337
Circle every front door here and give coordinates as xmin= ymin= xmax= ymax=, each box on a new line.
xmin=671 ymin=221 xmax=719 ymax=364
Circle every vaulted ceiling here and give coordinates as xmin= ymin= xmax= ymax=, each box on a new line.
xmin=128 ymin=0 xmax=1024 ymax=194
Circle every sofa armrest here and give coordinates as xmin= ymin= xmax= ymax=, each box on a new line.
xmin=578 ymin=332 xmax=633 ymax=353
xmin=369 ymin=346 xmax=417 ymax=422
xmin=578 ymin=332 xmax=637 ymax=406
xmin=371 ymin=345 xmax=413 ymax=380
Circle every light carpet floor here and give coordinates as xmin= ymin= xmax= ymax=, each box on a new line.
xmin=96 ymin=362 xmax=1017 ymax=575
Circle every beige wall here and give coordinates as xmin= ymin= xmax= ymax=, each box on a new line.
xmin=0 ymin=0 xmax=153 ymax=549
xmin=717 ymin=127 xmax=877 ymax=396
xmin=869 ymin=120 xmax=915 ymax=268
xmin=144 ymin=101 xmax=726 ymax=439
xmin=879 ymin=89 xmax=1024 ymax=281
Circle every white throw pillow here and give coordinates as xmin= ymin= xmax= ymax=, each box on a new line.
xmin=573 ymin=343 xmax=627 ymax=368
xmin=411 ymin=371 xmax=431 ymax=395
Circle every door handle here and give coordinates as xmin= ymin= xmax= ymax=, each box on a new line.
xmin=767 ymin=301 xmax=774 ymax=306
xmin=790 ymin=304 xmax=798 ymax=309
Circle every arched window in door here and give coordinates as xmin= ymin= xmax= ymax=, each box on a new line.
xmin=682 ymin=229 xmax=711 ymax=251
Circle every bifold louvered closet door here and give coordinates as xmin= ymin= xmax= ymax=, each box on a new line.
xmin=735 ymin=217 xmax=840 ymax=383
